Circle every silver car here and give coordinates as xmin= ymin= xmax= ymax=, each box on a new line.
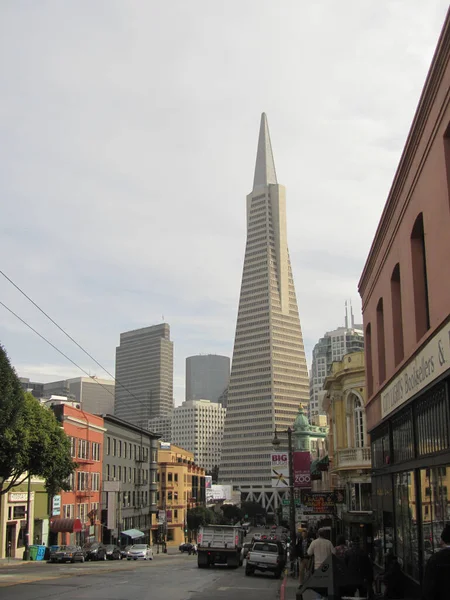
xmin=126 ymin=544 xmax=153 ymax=560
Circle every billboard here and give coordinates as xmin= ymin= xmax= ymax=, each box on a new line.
xmin=271 ymin=452 xmax=289 ymax=488
xmin=293 ymin=451 xmax=311 ymax=488
xmin=160 ymin=442 xmax=171 ymax=450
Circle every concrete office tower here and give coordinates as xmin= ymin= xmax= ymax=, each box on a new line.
xmin=309 ymin=302 xmax=364 ymax=418
xmin=171 ymin=399 xmax=226 ymax=473
xmin=114 ymin=323 xmax=174 ymax=427
xmin=42 ymin=377 xmax=115 ymax=414
xmin=185 ymin=354 xmax=230 ymax=403
xmin=220 ymin=114 xmax=309 ymax=510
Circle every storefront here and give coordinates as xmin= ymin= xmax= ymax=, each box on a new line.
xmin=370 ymin=370 xmax=450 ymax=596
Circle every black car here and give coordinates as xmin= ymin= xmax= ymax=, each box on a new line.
xmin=120 ymin=545 xmax=132 ymax=559
xmin=105 ymin=544 xmax=121 ymax=560
xmin=49 ymin=545 xmax=86 ymax=563
xmin=83 ymin=542 xmax=107 ymax=561
xmin=179 ymin=542 xmax=193 ymax=553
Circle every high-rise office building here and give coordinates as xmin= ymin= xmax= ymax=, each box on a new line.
xmin=309 ymin=302 xmax=364 ymax=417
xmin=185 ymin=354 xmax=230 ymax=403
xmin=171 ymin=399 xmax=226 ymax=473
xmin=114 ymin=323 xmax=174 ymax=427
xmin=42 ymin=376 xmax=115 ymax=414
xmin=220 ymin=114 xmax=309 ymax=510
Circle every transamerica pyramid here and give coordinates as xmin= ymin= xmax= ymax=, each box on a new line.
xmin=220 ymin=113 xmax=309 ymax=511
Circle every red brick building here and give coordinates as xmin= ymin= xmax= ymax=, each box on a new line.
xmin=358 ymin=10 xmax=450 ymax=597
xmin=49 ymin=404 xmax=105 ymax=546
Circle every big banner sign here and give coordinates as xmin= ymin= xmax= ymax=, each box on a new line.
xmin=271 ymin=452 xmax=289 ymax=488
xmin=293 ymin=451 xmax=311 ymax=488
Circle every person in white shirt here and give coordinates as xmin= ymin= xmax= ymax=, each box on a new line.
xmin=307 ymin=528 xmax=335 ymax=570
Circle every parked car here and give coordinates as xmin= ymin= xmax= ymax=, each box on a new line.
xmin=83 ymin=542 xmax=107 ymax=561
xmin=126 ymin=544 xmax=153 ymax=560
xmin=120 ymin=545 xmax=132 ymax=559
xmin=105 ymin=544 xmax=121 ymax=560
xmin=179 ymin=543 xmax=193 ymax=553
xmin=49 ymin=545 xmax=86 ymax=563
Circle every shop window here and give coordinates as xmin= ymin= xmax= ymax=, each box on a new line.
xmin=17 ymin=523 xmax=26 ymax=548
xmin=392 ymin=409 xmax=414 ymax=463
xmin=13 ymin=505 xmax=25 ymax=519
xmin=411 ymin=213 xmax=430 ymax=340
xmin=416 ymin=382 xmax=449 ymax=457
xmin=376 ymin=298 xmax=386 ymax=383
xmin=348 ymin=482 xmax=371 ymax=511
xmin=366 ymin=323 xmax=373 ymax=396
xmin=391 ymin=263 xmax=404 ymax=366
xmin=420 ymin=466 xmax=450 ymax=568
xmin=371 ymin=428 xmax=391 ymax=468
xmin=394 ymin=471 xmax=419 ymax=581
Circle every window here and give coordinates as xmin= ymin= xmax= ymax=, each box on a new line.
xmin=106 ymin=437 xmax=111 ymax=456
xmin=366 ymin=323 xmax=373 ymax=396
xmin=376 ymin=298 xmax=386 ymax=383
xmin=78 ymin=439 xmax=88 ymax=459
xmin=416 ymin=382 xmax=449 ymax=456
xmin=118 ymin=440 xmax=122 ymax=457
xmin=174 ymin=473 xmax=178 ymax=483
xmin=92 ymin=473 xmax=100 ymax=491
xmin=70 ymin=437 xmax=77 ymax=458
xmin=78 ymin=503 xmax=88 ymax=522
xmin=354 ymin=396 xmax=365 ymax=448
xmin=66 ymin=472 xmax=75 ymax=491
xmin=168 ymin=473 xmax=173 ymax=482
xmin=392 ymin=409 xmax=414 ymax=463
xmin=13 ymin=505 xmax=26 ymax=519
xmin=391 ymin=263 xmax=404 ymax=366
xmin=113 ymin=439 xmax=117 ymax=457
xmin=411 ymin=213 xmax=430 ymax=340
xmin=394 ymin=471 xmax=419 ymax=581
xmin=77 ymin=471 xmax=89 ymax=490
xmin=106 ymin=464 xmax=110 ymax=481
xmin=63 ymin=504 xmax=74 ymax=519
xmin=92 ymin=442 xmax=100 ymax=461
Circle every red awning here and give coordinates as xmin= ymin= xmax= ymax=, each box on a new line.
xmin=50 ymin=518 xmax=83 ymax=533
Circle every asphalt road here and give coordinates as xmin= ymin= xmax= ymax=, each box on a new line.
xmin=0 ymin=553 xmax=282 ymax=600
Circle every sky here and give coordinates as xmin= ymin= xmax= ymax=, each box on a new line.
xmin=0 ymin=0 xmax=448 ymax=405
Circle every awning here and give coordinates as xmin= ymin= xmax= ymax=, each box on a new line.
xmin=50 ymin=518 xmax=83 ymax=533
xmin=121 ymin=528 xmax=145 ymax=539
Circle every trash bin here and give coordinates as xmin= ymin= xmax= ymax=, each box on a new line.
xmin=29 ymin=546 xmax=38 ymax=561
xmin=36 ymin=546 xmax=46 ymax=561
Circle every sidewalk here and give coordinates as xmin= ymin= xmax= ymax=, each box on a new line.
xmin=280 ymin=575 xmax=315 ymax=600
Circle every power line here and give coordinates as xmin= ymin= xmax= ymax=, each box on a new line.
xmin=0 ymin=300 xmax=116 ymax=401
xmin=0 ymin=268 xmax=150 ymax=413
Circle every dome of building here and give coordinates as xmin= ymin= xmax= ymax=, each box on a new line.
xmin=293 ymin=406 xmax=311 ymax=432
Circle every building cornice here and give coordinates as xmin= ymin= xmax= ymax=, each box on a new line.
xmin=359 ymin=9 xmax=450 ymax=301
xmin=64 ymin=415 xmax=107 ymax=433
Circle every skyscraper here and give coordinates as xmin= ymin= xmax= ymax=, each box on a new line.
xmin=114 ymin=323 xmax=174 ymax=427
xmin=185 ymin=354 xmax=230 ymax=403
xmin=220 ymin=114 xmax=309 ymax=510
xmin=309 ymin=303 xmax=364 ymax=418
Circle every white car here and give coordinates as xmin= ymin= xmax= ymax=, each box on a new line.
xmin=126 ymin=544 xmax=153 ymax=560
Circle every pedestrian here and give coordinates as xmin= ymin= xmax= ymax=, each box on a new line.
xmin=382 ymin=554 xmax=403 ymax=599
xmin=344 ymin=537 xmax=374 ymax=599
xmin=334 ymin=535 xmax=347 ymax=560
xmin=297 ymin=530 xmax=312 ymax=584
xmin=422 ymin=523 xmax=450 ymax=600
xmin=307 ymin=528 xmax=335 ymax=571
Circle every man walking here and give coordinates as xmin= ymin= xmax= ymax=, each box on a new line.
xmin=422 ymin=524 xmax=450 ymax=600
xmin=307 ymin=528 xmax=335 ymax=571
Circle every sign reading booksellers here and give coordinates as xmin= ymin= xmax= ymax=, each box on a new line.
xmin=381 ymin=320 xmax=450 ymax=418
xmin=271 ymin=453 xmax=289 ymax=488
xmin=293 ymin=451 xmax=311 ymax=488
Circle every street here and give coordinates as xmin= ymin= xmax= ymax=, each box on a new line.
xmin=0 ymin=553 xmax=282 ymax=600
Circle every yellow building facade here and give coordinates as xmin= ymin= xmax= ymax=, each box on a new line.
xmin=323 ymin=351 xmax=373 ymax=549
xmin=153 ymin=443 xmax=205 ymax=548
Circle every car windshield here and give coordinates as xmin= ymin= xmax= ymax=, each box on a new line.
xmin=58 ymin=546 xmax=73 ymax=551
xmin=253 ymin=543 xmax=278 ymax=553
xmin=106 ymin=545 xmax=115 ymax=550
xmin=132 ymin=545 xmax=147 ymax=549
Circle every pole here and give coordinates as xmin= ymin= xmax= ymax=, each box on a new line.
xmin=23 ymin=473 xmax=31 ymax=560
xmin=287 ymin=428 xmax=296 ymax=574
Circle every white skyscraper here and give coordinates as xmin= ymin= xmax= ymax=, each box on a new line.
xmin=171 ymin=400 xmax=226 ymax=473
xmin=220 ymin=114 xmax=309 ymax=511
xmin=309 ymin=302 xmax=364 ymax=417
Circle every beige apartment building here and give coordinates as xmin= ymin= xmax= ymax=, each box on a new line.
xmin=221 ymin=114 xmax=310 ymax=511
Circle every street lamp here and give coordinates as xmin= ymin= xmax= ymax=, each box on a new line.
xmin=272 ymin=427 xmax=296 ymax=570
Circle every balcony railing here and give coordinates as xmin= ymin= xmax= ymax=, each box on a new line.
xmin=334 ymin=447 xmax=371 ymax=469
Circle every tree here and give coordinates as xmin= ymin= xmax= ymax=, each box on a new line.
xmin=220 ymin=503 xmax=243 ymax=524
xmin=241 ymin=501 xmax=266 ymax=524
xmin=187 ymin=506 xmax=218 ymax=531
xmin=0 ymin=345 xmax=76 ymax=497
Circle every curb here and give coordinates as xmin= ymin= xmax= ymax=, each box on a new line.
xmin=280 ymin=575 xmax=287 ymax=600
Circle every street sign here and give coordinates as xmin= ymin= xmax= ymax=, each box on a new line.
xmin=282 ymin=498 xmax=301 ymax=506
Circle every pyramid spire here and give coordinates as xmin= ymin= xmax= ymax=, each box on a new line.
xmin=253 ymin=112 xmax=278 ymax=189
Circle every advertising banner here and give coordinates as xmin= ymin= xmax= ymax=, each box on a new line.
xmin=271 ymin=452 xmax=289 ymax=488
xmin=52 ymin=495 xmax=61 ymax=516
xmin=300 ymin=491 xmax=336 ymax=514
xmin=293 ymin=451 xmax=311 ymax=488
xmin=205 ymin=476 xmax=212 ymax=489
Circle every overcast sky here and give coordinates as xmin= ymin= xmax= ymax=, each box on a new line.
xmin=0 ymin=1 xmax=448 ymax=405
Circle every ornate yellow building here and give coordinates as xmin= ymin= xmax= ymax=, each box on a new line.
xmin=152 ymin=443 xmax=205 ymax=548
xmin=323 ymin=351 xmax=373 ymax=549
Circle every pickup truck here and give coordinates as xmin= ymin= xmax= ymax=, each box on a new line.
xmin=245 ymin=541 xmax=286 ymax=578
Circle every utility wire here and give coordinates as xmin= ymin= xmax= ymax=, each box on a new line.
xmin=0 ymin=269 xmax=150 ymax=416
xmin=0 ymin=300 xmax=116 ymax=401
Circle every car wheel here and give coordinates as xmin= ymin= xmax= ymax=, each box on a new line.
xmin=127 ymin=558 xmax=131 ymax=561
xmin=103 ymin=554 xmax=107 ymax=561
xmin=80 ymin=556 xmax=85 ymax=563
